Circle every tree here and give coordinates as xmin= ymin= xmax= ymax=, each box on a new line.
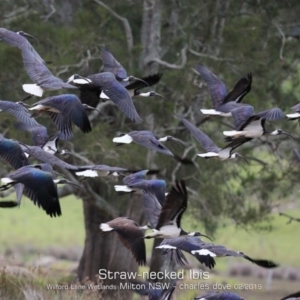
xmin=1 ymin=1 xmax=300 ymax=299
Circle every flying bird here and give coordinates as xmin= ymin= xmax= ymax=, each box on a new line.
xmin=223 ymin=106 xmax=293 ymax=142
xmin=180 ymin=117 xmax=248 ymax=162
xmin=144 ymin=180 xmax=211 ymax=239
xmin=100 ymin=45 xmax=148 ymax=86
xmin=75 ymin=164 xmax=128 ymax=177
xmin=0 ymin=165 xmax=61 ymax=217
xmin=156 ymin=236 xmax=279 ymax=269
xmin=0 ymin=100 xmax=40 ymax=127
xmin=28 ymin=94 xmax=93 ymax=138
xmin=286 ymin=103 xmax=300 ymax=122
xmin=113 ymin=130 xmax=183 ymax=156
xmin=0 ymin=28 xmax=77 ymax=97
xmin=0 ymin=134 xmax=30 ymax=169
xmin=195 ymin=65 xmax=252 ymax=116
xmin=99 ymin=217 xmax=147 ymax=265
xmin=67 ymin=72 xmax=142 ymax=123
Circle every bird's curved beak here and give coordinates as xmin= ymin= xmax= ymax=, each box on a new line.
xmin=129 ymin=76 xmax=149 ymax=86
xmin=238 ymin=154 xmax=249 ymax=164
xmin=57 ymin=179 xmax=84 ymax=190
xmin=281 ymin=131 xmax=295 ymax=140
xmin=199 ymin=233 xmax=213 ymax=242
xmin=153 ymin=92 xmax=168 ymax=101
xmin=168 ymin=137 xmax=185 ymax=146
xmin=19 ymin=32 xmax=38 ymax=43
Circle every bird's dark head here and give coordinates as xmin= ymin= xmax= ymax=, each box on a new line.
xmin=188 ymin=231 xmax=213 ymax=241
xmin=231 ymin=152 xmax=249 ymax=164
xmin=271 ymin=129 xmax=295 ymax=140
xmin=17 ymin=31 xmax=38 ymax=43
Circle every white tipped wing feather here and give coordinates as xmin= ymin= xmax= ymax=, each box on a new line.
xmin=22 ymin=84 xmax=44 ymax=97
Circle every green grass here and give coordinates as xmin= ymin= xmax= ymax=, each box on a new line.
xmin=0 ymin=195 xmax=85 ymax=250
xmin=1 ymin=194 xmax=300 ymax=268
xmin=0 ymin=196 xmax=300 ymax=300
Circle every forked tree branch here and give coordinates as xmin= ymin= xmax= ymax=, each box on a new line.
xmin=93 ymin=0 xmax=133 ymax=52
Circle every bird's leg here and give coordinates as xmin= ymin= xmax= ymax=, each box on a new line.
xmin=21 ymin=94 xmax=33 ymax=102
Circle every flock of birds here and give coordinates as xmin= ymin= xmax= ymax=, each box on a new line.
xmin=0 ymin=27 xmax=299 ymax=300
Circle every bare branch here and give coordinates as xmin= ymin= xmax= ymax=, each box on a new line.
xmin=279 ymin=212 xmax=300 ymax=224
xmin=273 ymin=23 xmax=286 ymax=60
xmin=93 ymin=0 xmax=133 ymax=52
xmin=151 ymin=45 xmax=187 ymax=69
xmin=41 ymin=2 xmax=56 ymax=22
xmin=55 ymin=50 xmax=99 ymax=77
xmin=189 ymin=47 xmax=235 ymax=62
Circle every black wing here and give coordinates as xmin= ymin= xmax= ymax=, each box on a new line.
xmin=223 ymin=73 xmax=252 ymax=104
xmin=156 ymin=180 xmax=187 ymax=229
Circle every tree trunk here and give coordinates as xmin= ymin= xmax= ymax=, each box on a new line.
xmin=139 ymin=0 xmax=178 ymax=281
xmin=77 ymin=181 xmax=146 ymax=299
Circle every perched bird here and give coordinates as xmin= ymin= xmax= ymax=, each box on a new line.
xmin=196 ymin=65 xmax=252 ymax=116
xmin=0 ymin=28 xmax=77 ymax=97
xmin=0 ymin=100 xmax=39 ymax=127
xmin=156 ymin=236 xmax=279 ymax=269
xmin=195 ymin=291 xmax=244 ymax=300
xmin=180 ymin=117 xmax=248 ymax=162
xmin=144 ymin=180 xmax=211 ymax=239
xmin=113 ymin=130 xmax=183 ymax=156
xmin=99 ymin=217 xmax=147 ymax=265
xmin=28 ymin=94 xmax=93 ymax=138
xmin=67 ymin=72 xmax=142 ymax=123
xmin=223 ymin=106 xmax=293 ymax=142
